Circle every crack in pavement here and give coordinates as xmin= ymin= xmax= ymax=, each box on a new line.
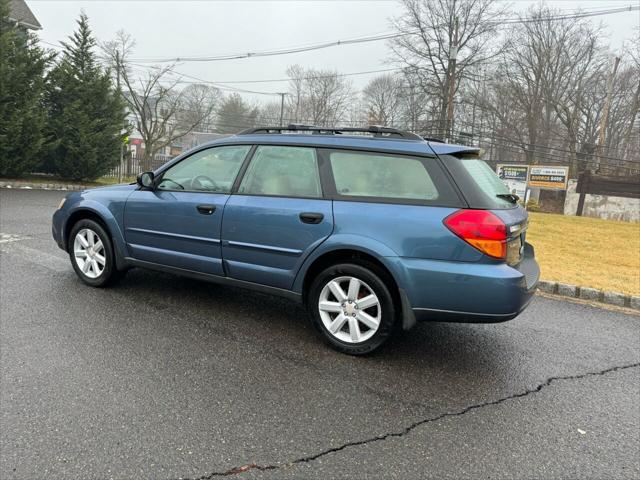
xmin=178 ymin=362 xmax=640 ymax=480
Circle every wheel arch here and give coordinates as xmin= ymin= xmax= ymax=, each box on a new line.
xmin=296 ymin=245 xmax=416 ymax=331
xmin=64 ymin=205 xmax=129 ymax=270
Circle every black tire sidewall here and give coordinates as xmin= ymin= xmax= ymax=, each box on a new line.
xmin=68 ymin=219 xmax=116 ymax=287
xmin=308 ymin=263 xmax=396 ymax=355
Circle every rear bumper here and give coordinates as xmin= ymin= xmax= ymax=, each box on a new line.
xmin=395 ymin=243 xmax=539 ymax=323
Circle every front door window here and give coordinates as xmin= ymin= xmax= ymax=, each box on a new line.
xmin=157 ymin=145 xmax=250 ymax=192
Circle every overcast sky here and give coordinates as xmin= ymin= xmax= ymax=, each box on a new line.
xmin=29 ymin=0 xmax=640 ymax=104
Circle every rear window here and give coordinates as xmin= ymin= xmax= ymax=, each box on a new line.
xmin=328 ymin=151 xmax=439 ymax=201
xmin=442 ymin=155 xmax=516 ymax=209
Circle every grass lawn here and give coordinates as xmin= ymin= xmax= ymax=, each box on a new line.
xmin=527 ymin=212 xmax=640 ymax=296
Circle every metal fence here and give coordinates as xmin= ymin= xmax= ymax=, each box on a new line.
xmin=104 ymin=152 xmax=174 ymax=179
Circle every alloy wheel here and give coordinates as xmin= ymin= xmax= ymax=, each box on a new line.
xmin=73 ymin=228 xmax=106 ymax=279
xmin=318 ymin=275 xmax=381 ymax=343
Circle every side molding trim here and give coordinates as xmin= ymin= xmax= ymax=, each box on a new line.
xmin=125 ymin=257 xmax=303 ymax=303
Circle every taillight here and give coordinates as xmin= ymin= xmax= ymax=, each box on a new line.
xmin=444 ymin=209 xmax=507 ymax=259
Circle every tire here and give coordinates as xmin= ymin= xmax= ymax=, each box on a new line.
xmin=68 ymin=219 xmax=123 ymax=287
xmin=307 ymin=262 xmax=397 ymax=355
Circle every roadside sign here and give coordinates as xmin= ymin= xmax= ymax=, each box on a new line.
xmin=496 ymin=164 xmax=529 ymax=198
xmin=528 ymin=166 xmax=569 ymax=190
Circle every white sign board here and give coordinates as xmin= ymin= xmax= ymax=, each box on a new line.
xmin=528 ymin=166 xmax=569 ymax=190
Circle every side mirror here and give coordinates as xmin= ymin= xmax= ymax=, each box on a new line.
xmin=137 ymin=171 xmax=155 ymax=189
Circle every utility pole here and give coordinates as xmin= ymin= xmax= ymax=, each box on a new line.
xmin=278 ymin=92 xmax=286 ymax=126
xmin=445 ymin=16 xmax=459 ymax=143
xmin=595 ymin=56 xmax=620 ymax=172
xmin=479 ymin=68 xmax=486 ymax=151
xmin=115 ymin=50 xmax=125 ymax=184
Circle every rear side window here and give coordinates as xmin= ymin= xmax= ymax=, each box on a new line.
xmin=328 ymin=151 xmax=439 ymax=201
xmin=238 ymin=146 xmax=322 ymax=198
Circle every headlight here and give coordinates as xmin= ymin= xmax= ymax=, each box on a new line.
xmin=57 ymin=197 xmax=66 ymax=210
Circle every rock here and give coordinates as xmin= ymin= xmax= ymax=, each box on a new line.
xmin=602 ymin=291 xmax=627 ymax=307
xmin=557 ymin=283 xmax=578 ymax=298
xmin=579 ymin=287 xmax=602 ymax=301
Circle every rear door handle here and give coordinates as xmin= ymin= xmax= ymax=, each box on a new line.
xmin=196 ymin=204 xmax=216 ymax=215
xmin=299 ymin=212 xmax=324 ymax=224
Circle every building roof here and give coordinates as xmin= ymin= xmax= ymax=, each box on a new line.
xmin=8 ymin=0 xmax=41 ymax=30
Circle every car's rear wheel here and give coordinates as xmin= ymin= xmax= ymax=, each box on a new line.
xmin=308 ymin=263 xmax=397 ymax=355
xmin=68 ymin=219 xmax=122 ymax=287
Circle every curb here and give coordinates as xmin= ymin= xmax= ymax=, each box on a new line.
xmin=0 ymin=181 xmax=91 ymax=191
xmin=537 ymin=280 xmax=639 ymax=311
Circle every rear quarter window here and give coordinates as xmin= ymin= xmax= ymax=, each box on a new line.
xmin=440 ymin=155 xmax=517 ymax=209
xmin=324 ymin=149 xmax=462 ymax=206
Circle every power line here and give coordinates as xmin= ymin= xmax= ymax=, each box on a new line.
xmin=129 ymin=63 xmax=400 ymax=91
xmin=165 ymin=67 xmax=400 ymax=85
xmin=126 ymin=5 xmax=639 ymax=63
xmin=448 ymin=116 xmax=640 ymax=164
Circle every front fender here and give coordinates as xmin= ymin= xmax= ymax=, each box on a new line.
xmin=65 ymin=200 xmax=130 ymax=269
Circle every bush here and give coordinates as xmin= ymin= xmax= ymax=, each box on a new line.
xmin=0 ymin=0 xmax=50 ymax=177
xmin=526 ymin=198 xmax=541 ymax=212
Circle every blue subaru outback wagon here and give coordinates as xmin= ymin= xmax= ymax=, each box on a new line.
xmin=52 ymin=125 xmax=539 ymax=354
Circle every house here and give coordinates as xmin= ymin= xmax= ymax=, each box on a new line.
xmin=7 ymin=0 xmax=41 ymax=31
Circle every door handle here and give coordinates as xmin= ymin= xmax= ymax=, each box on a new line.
xmin=299 ymin=212 xmax=324 ymax=224
xmin=196 ymin=204 xmax=216 ymax=215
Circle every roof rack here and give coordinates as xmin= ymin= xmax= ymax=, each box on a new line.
xmin=238 ymin=124 xmax=424 ymax=141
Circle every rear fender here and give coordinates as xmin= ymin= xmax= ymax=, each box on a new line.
xmin=292 ymin=233 xmax=403 ymax=293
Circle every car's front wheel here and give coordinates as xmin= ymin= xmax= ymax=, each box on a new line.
xmin=308 ymin=263 xmax=397 ymax=355
xmin=68 ymin=219 xmax=122 ymax=287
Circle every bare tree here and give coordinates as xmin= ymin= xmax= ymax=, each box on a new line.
xmin=390 ymin=0 xmax=506 ymax=139
xmin=285 ymin=65 xmax=352 ymax=126
xmin=398 ymin=71 xmax=432 ymax=133
xmin=178 ymin=83 xmax=222 ymax=133
xmin=362 ymin=74 xmax=402 ymax=126
xmin=620 ymin=31 xmax=640 ymax=159
xmin=476 ymin=6 xmax=610 ymax=170
xmin=101 ymin=31 xmax=218 ymax=166
xmin=286 ymin=64 xmax=306 ymax=123
xmin=257 ymin=100 xmax=286 ymax=126
xmin=215 ymin=93 xmax=259 ymax=133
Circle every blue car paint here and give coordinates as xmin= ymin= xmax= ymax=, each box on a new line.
xmin=52 ymin=134 xmax=539 ymax=324
xmin=53 ymin=184 xmax=137 ymax=268
xmin=220 ymin=195 xmax=334 ymax=289
xmin=123 ymin=189 xmax=230 ymax=275
xmin=331 ymin=201 xmax=482 ymax=261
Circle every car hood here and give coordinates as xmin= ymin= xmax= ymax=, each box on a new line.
xmin=82 ymin=183 xmax=138 ymax=193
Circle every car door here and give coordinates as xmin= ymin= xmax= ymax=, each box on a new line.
xmin=123 ymin=144 xmax=252 ymax=275
xmin=221 ymin=145 xmax=333 ymax=289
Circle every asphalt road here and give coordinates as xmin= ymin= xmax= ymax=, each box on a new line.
xmin=1 ymin=188 xmax=639 ymax=480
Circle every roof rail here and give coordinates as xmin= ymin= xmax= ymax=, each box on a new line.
xmin=237 ymin=124 xmax=423 ymax=141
